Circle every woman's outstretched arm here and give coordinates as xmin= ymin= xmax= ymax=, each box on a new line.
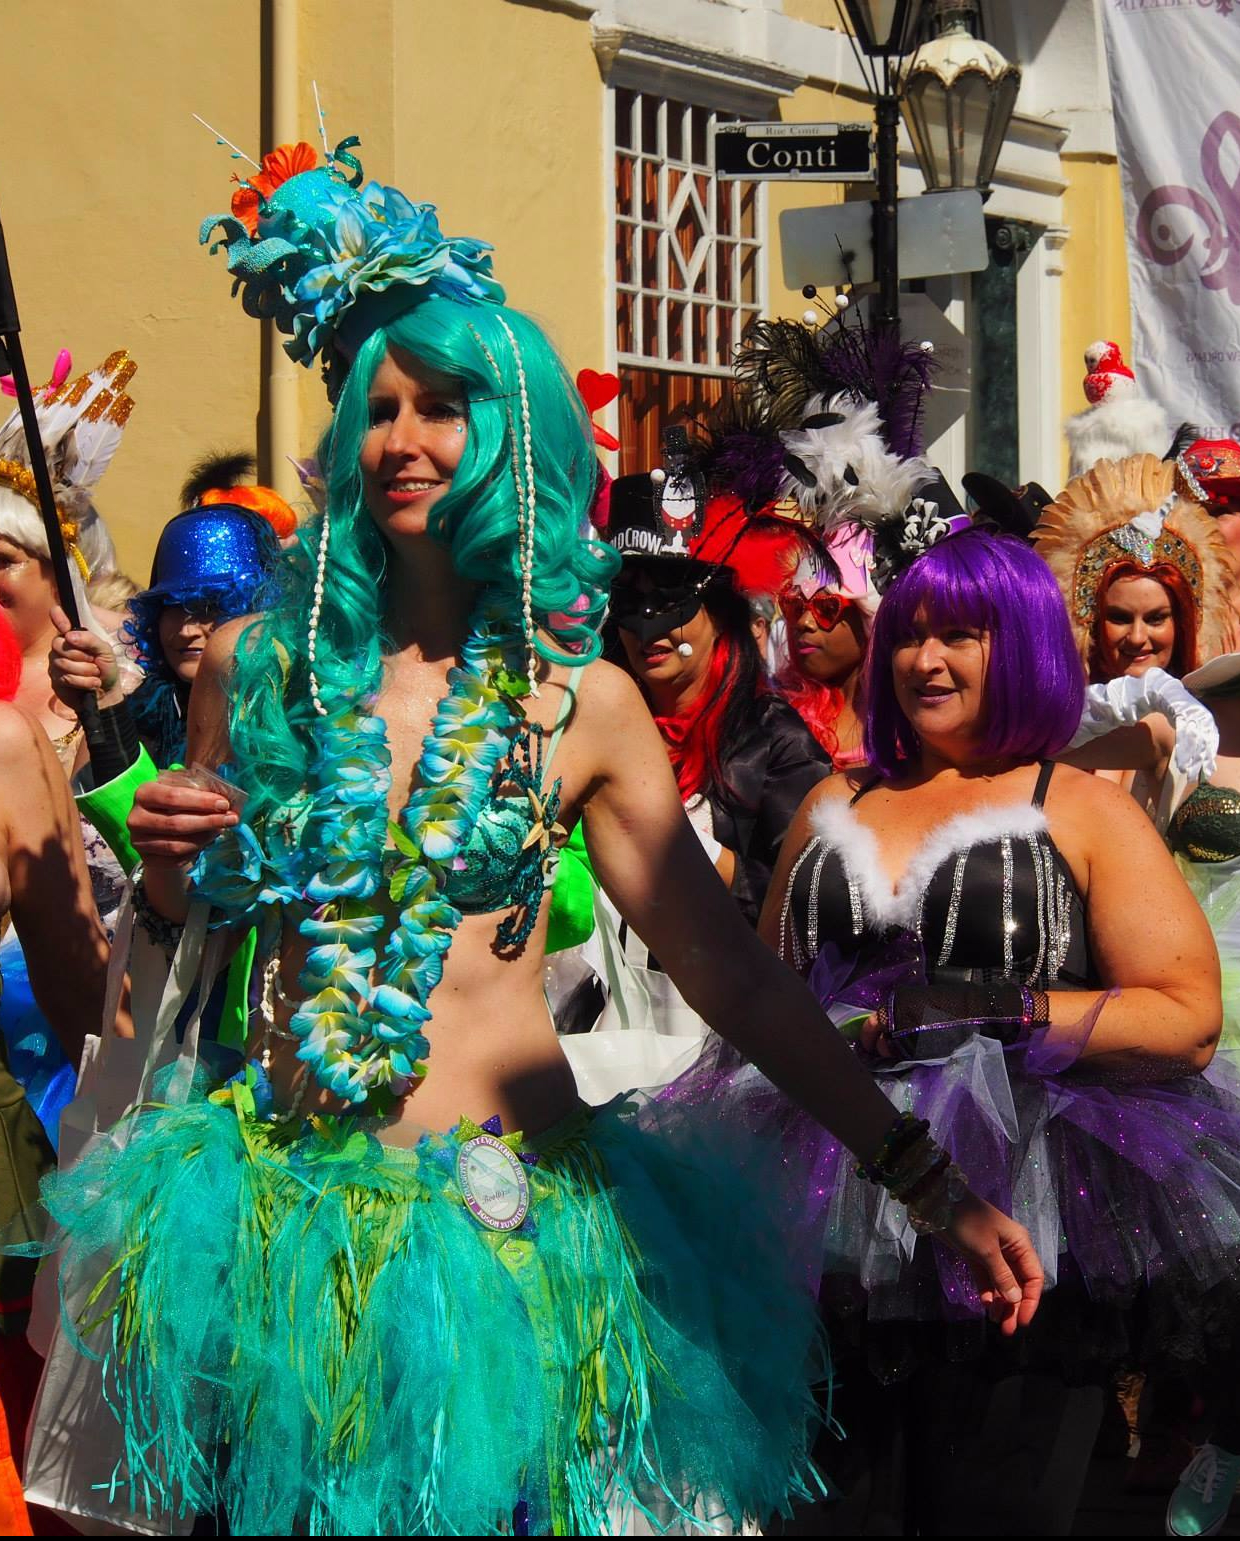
xmin=575 ymin=663 xmax=1043 ymax=1331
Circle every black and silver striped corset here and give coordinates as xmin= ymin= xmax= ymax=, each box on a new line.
xmin=779 ymin=799 xmax=1093 ymax=990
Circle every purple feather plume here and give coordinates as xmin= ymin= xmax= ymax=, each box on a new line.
xmin=815 ymin=318 xmax=936 ymax=458
xmin=708 ymin=429 xmax=791 ymax=512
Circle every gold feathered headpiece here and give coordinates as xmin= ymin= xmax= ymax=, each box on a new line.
xmin=1033 ymin=454 xmax=1238 ymax=671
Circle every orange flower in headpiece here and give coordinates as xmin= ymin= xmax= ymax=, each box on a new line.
xmin=231 ymin=141 xmax=319 ymax=235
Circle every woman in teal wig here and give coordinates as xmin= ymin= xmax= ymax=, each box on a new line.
xmin=24 ymin=139 xmax=1041 ymax=1537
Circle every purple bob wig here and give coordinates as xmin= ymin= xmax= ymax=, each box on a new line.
xmin=863 ymin=529 xmax=1084 ymax=778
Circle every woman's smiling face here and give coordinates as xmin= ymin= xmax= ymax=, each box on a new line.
xmin=891 ymin=607 xmax=992 ymax=747
xmin=359 ymin=345 xmax=468 ymax=544
xmin=1094 ymin=574 xmax=1177 ymax=680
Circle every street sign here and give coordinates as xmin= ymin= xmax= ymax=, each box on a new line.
xmin=854 ymin=293 xmax=972 ymax=446
xmin=779 ymin=189 xmax=987 ymax=289
xmin=714 ymin=122 xmax=873 ymax=182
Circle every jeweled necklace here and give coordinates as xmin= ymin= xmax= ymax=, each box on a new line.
xmin=284 ymin=602 xmax=530 ymax=1105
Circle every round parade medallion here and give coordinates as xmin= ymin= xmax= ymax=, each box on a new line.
xmin=456 ymin=1133 xmax=530 ymax=1232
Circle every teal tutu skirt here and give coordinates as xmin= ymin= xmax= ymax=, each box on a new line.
xmin=35 ymin=1075 xmax=826 ymax=1535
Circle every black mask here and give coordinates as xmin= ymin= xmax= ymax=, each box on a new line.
xmin=609 ymin=561 xmax=714 ymax=644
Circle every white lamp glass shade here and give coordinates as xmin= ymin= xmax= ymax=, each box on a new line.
xmin=900 ymin=34 xmax=1021 ymax=190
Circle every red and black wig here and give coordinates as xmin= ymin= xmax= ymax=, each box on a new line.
xmin=647 ymin=576 xmax=766 ymax=803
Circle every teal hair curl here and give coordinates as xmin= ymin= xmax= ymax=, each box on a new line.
xmin=226 ymin=296 xmax=618 ymax=828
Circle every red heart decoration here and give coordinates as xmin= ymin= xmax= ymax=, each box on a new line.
xmin=576 ymin=368 xmax=620 ymax=414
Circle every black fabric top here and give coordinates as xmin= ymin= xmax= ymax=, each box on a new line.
xmin=786 ymin=761 xmax=1094 ymax=989
xmin=710 ymin=694 xmax=831 ymax=926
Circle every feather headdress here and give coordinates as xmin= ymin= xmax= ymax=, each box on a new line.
xmin=0 ymin=349 xmax=135 ymax=579
xmin=683 ymin=304 xmax=958 ymax=591
xmin=1033 ymin=454 xmax=1239 ymax=668
xmin=722 ymin=308 xmax=938 ymax=542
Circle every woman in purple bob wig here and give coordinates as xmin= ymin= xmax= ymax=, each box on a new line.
xmin=753 ymin=523 xmax=1240 ymax=1535
xmin=863 ymin=529 xmax=1084 ymax=777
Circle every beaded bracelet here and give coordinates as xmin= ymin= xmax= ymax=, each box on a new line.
xmin=857 ymin=1111 xmax=970 ymax=1236
xmin=132 ymin=874 xmax=186 ymax=957
xmin=855 ymin=1110 xmax=930 ymax=1187
xmin=904 ymin=1158 xmax=971 ymax=1236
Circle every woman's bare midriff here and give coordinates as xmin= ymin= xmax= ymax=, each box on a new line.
xmin=257 ymin=897 xmax=582 ymax=1147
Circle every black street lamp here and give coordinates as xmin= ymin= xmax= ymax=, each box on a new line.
xmin=839 ymin=0 xmax=922 ymax=56
xmin=836 ymin=2 xmax=925 ymax=325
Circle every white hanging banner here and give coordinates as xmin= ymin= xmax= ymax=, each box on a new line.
xmin=1102 ymin=2 xmax=1240 ymax=439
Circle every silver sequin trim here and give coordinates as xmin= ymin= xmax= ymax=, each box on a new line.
xmin=1001 ymin=836 xmax=1015 ymax=976
xmin=779 ymin=837 xmax=820 ymax=970
xmin=936 ymin=850 xmax=969 ymax=967
xmin=808 ymin=845 xmax=827 ymax=959
xmin=847 ymin=865 xmax=864 ymax=937
xmin=1026 ymin=834 xmax=1048 ymax=986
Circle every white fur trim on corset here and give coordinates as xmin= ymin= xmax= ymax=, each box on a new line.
xmin=1066 ymin=396 xmax=1170 ymax=479
xmin=781 ymin=393 xmax=935 ymax=532
xmin=808 ymin=797 xmax=1050 ymax=931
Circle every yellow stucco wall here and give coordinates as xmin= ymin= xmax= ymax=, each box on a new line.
xmin=783 ymin=0 xmax=846 ymax=28
xmin=391 ymin=0 xmax=608 ymax=381
xmin=3 ymin=0 xmax=263 ymax=582
xmin=3 ymin=0 xmax=1127 ymax=573
xmin=0 ymin=0 xmax=607 ymax=581
xmin=1058 ymin=154 xmax=1133 ymax=478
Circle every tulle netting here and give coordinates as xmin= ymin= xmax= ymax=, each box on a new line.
xmin=663 ymin=1027 xmax=1240 ymax=1384
xmin=35 ymin=1075 xmax=827 ymax=1536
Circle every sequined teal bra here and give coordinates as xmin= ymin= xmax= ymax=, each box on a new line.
xmin=386 ymin=666 xmax=580 ymax=948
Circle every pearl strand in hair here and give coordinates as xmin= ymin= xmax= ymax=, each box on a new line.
xmin=469 ymin=320 xmax=540 ymax=697
xmin=307 ymin=506 xmax=331 ymax=718
xmin=494 ymin=317 xmax=539 ymax=696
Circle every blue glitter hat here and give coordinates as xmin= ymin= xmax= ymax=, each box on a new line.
xmin=143 ymin=504 xmax=280 ymax=605
xmin=200 ymin=136 xmax=505 ymax=396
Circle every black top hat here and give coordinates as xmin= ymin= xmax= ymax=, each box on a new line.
xmin=961 ymin=472 xmax=1053 ymax=542
xmin=602 ymin=427 xmax=710 ymax=563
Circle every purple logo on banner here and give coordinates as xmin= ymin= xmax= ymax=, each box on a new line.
xmin=1138 ymin=112 xmax=1240 ymax=304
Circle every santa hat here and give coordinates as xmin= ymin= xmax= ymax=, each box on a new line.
xmin=1065 ymin=339 xmax=1169 ymax=478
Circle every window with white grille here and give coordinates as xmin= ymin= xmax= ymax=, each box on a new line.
xmin=613 ymin=88 xmax=765 ymax=377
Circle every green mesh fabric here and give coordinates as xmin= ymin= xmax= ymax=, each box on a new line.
xmin=39 ymin=1083 xmax=827 ymax=1535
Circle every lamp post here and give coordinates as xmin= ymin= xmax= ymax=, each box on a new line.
xmin=837 ymin=0 xmax=1020 ymax=324
xmin=837 ymin=2 xmax=925 ymax=326
xmin=900 ymin=1 xmax=1022 ymax=193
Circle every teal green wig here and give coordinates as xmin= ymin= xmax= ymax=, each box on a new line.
xmin=225 ymin=297 xmax=618 ymax=827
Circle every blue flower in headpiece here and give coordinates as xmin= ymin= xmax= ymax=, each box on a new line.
xmin=287 ymin=182 xmax=502 ymax=367
xmin=200 ymin=139 xmax=505 ymax=382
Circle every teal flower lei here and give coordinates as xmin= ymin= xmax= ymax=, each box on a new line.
xmin=191 ymin=604 xmax=531 ymax=1105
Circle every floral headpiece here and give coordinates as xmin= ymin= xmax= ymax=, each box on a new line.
xmin=201 ymin=136 xmax=504 ymax=398
xmin=867 ymin=476 xmax=972 ymax=594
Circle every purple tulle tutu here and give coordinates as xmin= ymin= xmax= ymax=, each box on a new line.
xmin=662 ymin=939 xmax=1240 ymax=1381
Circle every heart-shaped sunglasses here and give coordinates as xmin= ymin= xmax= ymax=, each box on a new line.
xmin=776 ymin=587 xmax=857 ymax=632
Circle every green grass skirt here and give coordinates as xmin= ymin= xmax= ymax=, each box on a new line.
xmin=37 ymin=1079 xmax=827 ymax=1535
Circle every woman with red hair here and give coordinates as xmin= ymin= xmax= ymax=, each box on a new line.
xmin=603 ymin=480 xmax=830 ymax=924
xmin=1035 ymin=454 xmax=1239 ymax=828
xmin=770 ymin=522 xmax=879 ymax=771
xmin=1089 ymin=560 xmax=1199 ymax=684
